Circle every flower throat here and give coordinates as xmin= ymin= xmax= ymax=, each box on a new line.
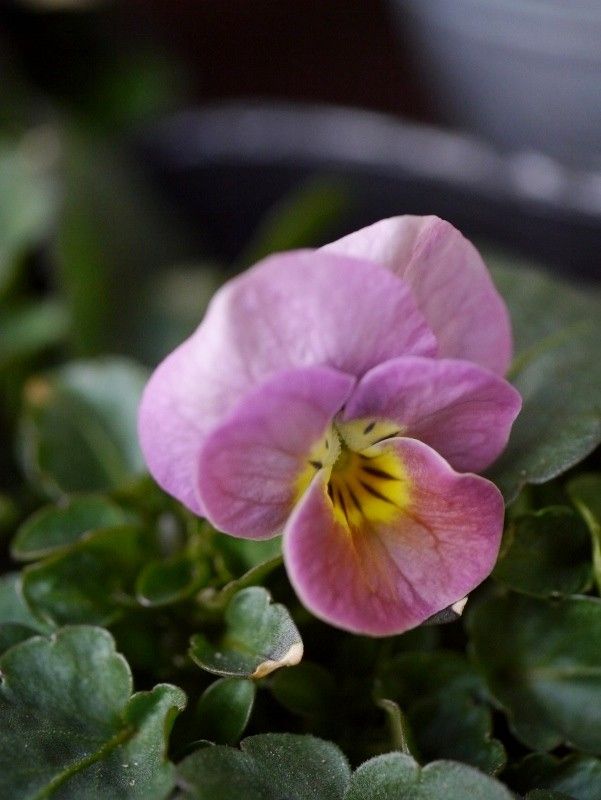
xmin=296 ymin=418 xmax=411 ymax=530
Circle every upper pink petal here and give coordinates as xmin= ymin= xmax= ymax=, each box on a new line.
xmin=197 ymin=366 xmax=354 ymax=539
xmin=283 ymin=438 xmax=504 ymax=636
xmin=341 ymin=356 xmax=522 ymax=473
xmin=139 ymin=249 xmax=435 ymax=514
xmin=324 ymin=215 xmax=512 ymax=375
xmin=205 ymin=249 xmax=436 ymax=379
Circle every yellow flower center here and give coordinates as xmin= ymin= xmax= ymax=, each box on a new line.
xmin=295 ymin=418 xmax=411 ymax=529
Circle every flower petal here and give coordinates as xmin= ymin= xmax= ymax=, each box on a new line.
xmin=324 ymin=215 xmax=512 ymax=375
xmin=340 ymin=356 xmax=522 ymax=472
xmin=197 ymin=366 xmax=355 ymax=539
xmin=207 ymin=249 xmax=436 ymax=379
xmin=283 ymin=438 xmax=504 ymax=636
xmin=138 ymin=336 xmax=216 ymax=515
xmin=139 ymin=250 xmax=435 ymax=513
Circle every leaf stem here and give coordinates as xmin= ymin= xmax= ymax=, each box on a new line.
xmin=377 ymin=698 xmax=413 ymax=757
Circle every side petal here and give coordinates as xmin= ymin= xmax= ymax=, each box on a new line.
xmin=324 ymin=215 xmax=512 ymax=375
xmin=283 ymin=438 xmax=504 ymax=636
xmin=197 ymin=366 xmax=355 ymax=539
xmin=341 ymin=356 xmax=522 ymax=473
xmin=139 ymin=249 xmax=435 ymax=513
xmin=138 ymin=333 xmax=245 ymax=515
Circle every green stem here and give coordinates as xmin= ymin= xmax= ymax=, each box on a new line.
xmin=377 ymin=698 xmax=413 ymax=757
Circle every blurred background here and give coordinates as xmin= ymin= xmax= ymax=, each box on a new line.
xmin=0 ymin=0 xmax=600 ymax=374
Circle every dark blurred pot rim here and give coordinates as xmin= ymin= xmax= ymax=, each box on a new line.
xmin=146 ymin=101 xmax=601 ymax=222
xmin=394 ymin=0 xmax=601 ymax=61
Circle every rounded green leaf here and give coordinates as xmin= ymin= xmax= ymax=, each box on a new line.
xmin=271 ymin=661 xmax=337 ymax=719
xmin=190 ymin=587 xmax=303 ymax=679
xmin=19 ymin=357 xmax=148 ymax=496
xmin=375 ymin=651 xmax=505 ymax=774
xmin=0 ymin=572 xmax=51 ymax=631
xmin=506 ymin=753 xmax=601 ymax=800
xmin=493 ymin=507 xmax=592 ymax=597
xmin=11 ymin=494 xmax=131 ymax=561
xmin=23 ymin=525 xmax=158 ymax=626
xmin=376 ymin=651 xmax=482 ymax=705
xmin=408 ymin=694 xmax=506 ymax=776
xmin=345 ymin=752 xmax=513 ymax=799
xmin=488 ymin=264 xmax=601 ymax=502
xmin=136 ymin=554 xmax=211 ymax=607
xmin=0 ymin=624 xmax=43 ymax=654
xmin=195 ymin=678 xmax=256 ymax=745
xmin=176 ymin=733 xmax=350 ymax=800
xmin=468 ymin=593 xmax=601 ymax=753
xmin=568 ymin=473 xmax=601 ymax=593
xmin=0 ymin=626 xmax=186 ymax=800
xmin=0 ymin=300 xmax=69 ymax=370
xmin=0 ymin=573 xmax=52 ymax=654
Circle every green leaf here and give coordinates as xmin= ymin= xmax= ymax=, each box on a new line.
xmin=237 ymin=178 xmax=348 ymax=268
xmin=23 ymin=525 xmax=158 ymax=626
xmin=408 ymin=694 xmax=506 ymax=776
xmin=136 ymin=554 xmax=211 ymax=607
xmin=388 ymin=625 xmax=441 ymax=654
xmin=0 ymin=136 xmax=57 ymax=294
xmin=213 ymin=532 xmax=282 ymax=575
xmin=0 ymin=573 xmax=50 ymax=630
xmin=189 ymin=587 xmax=303 ymax=679
xmin=376 ymin=650 xmax=482 ymax=704
xmin=488 ymin=257 xmax=601 ymax=355
xmin=0 ymin=626 xmax=185 ymax=800
xmin=0 ymin=624 xmax=41 ymax=655
xmin=376 ymin=651 xmax=505 ymax=774
xmin=568 ymin=474 xmax=601 ymax=593
xmin=468 ymin=593 xmax=601 ymax=753
xmin=176 ymin=733 xmax=351 ymax=799
xmin=345 ymin=752 xmax=513 ymax=799
xmin=525 ymin=792 xmax=574 ymax=800
xmin=141 ymin=265 xmax=223 ymax=362
xmin=194 ymin=678 xmax=256 ymax=745
xmin=92 ymin=52 xmax=184 ymax=132
xmin=19 ymin=358 xmax=148 ymax=496
xmin=0 ymin=300 xmax=69 ymax=370
xmin=488 ymin=264 xmax=601 ymax=502
xmin=0 ymin=492 xmax=18 ymax=534
xmin=11 ymin=494 xmax=131 ymax=561
xmin=55 ymin=131 xmax=194 ymax=359
xmin=198 ymin=554 xmax=283 ymax=613
xmin=0 ymin=573 xmax=53 ymax=653
xmin=493 ymin=507 xmax=592 ymax=597
xmin=271 ymin=661 xmax=337 ymax=719
xmin=506 ymin=753 xmax=601 ymax=800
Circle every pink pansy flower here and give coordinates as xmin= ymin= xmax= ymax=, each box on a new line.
xmin=139 ymin=216 xmax=521 ymax=636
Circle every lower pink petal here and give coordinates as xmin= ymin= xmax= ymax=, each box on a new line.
xmin=283 ymin=438 xmax=504 ymax=636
